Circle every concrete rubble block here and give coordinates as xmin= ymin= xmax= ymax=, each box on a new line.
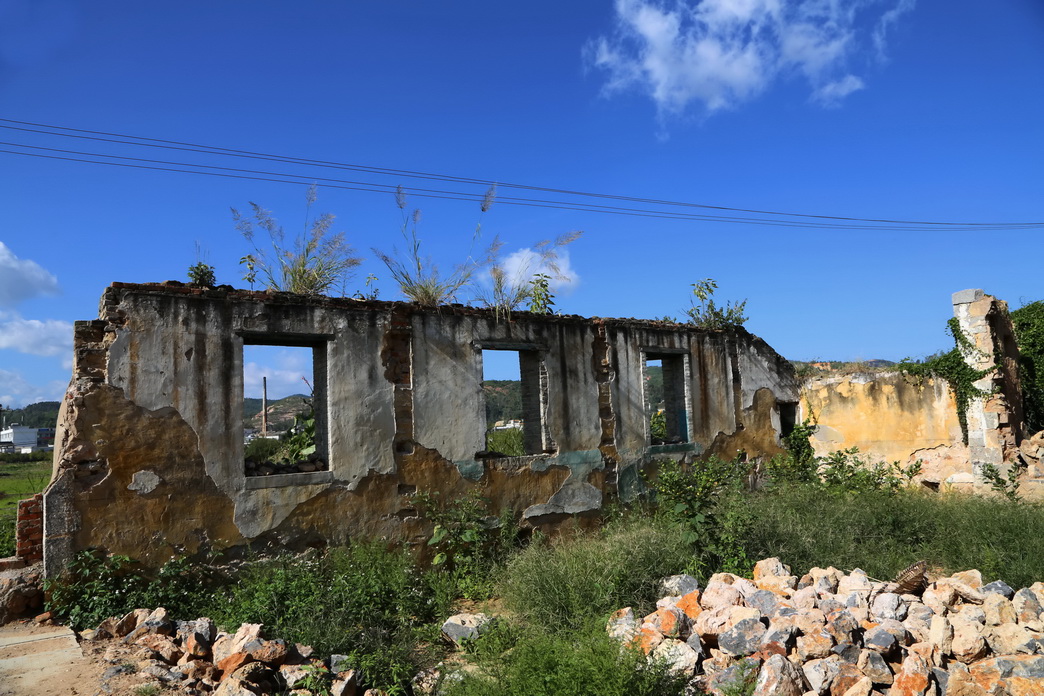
xmin=753 ymin=557 xmax=792 ymax=580
xmin=709 ymin=572 xmax=760 ymax=599
xmin=135 ymin=633 xmax=184 ymax=663
xmin=797 ymin=631 xmax=835 ymax=661
xmin=650 ymin=638 xmax=701 ymax=675
xmin=643 ymin=606 xmax=687 ymax=639
xmin=753 ymin=653 xmax=805 ymax=696
xmin=922 ymin=584 xmax=958 ymax=615
xmin=440 ymin=613 xmax=493 ymax=646
xmin=792 ymin=586 xmax=820 ymax=610
xmin=986 ymin=622 xmax=1038 ymax=655
xmin=693 ymin=605 xmax=733 ymax=641
xmin=968 ymin=655 xmax=1044 ymax=696
xmin=982 ymin=580 xmax=1015 ymax=599
xmin=870 ymin=593 xmax=907 ymax=622
xmin=983 ymin=593 xmax=1017 ymax=626
xmin=890 ymin=651 xmax=932 ymax=696
xmin=660 ymin=574 xmax=700 ymax=597
xmin=1013 ymin=588 xmax=1044 ymax=631
xmin=701 ymin=581 xmax=746 ymax=610
xmin=718 ymin=617 xmax=768 ymax=657
xmin=802 ymin=655 xmax=842 ymax=695
xmin=212 ymin=623 xmax=263 ymax=665
xmin=606 ymin=607 xmax=639 ymax=643
xmin=829 ymin=662 xmax=867 ymax=696
xmin=857 ymin=649 xmax=894 ymax=686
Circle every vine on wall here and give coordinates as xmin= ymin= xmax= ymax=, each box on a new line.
xmin=898 ymin=318 xmax=994 ymax=444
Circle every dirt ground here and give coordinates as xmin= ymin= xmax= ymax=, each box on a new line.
xmin=0 ymin=620 xmax=168 ymax=696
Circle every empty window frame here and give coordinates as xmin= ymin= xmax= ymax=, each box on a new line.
xmin=778 ymin=401 xmax=799 ymax=439
xmin=643 ymin=351 xmax=691 ymax=445
xmin=242 ymin=337 xmax=328 ymax=476
xmin=481 ymin=347 xmax=551 ymax=456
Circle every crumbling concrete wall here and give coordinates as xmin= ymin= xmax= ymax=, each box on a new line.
xmin=800 ymin=289 xmax=1035 ymax=495
xmin=42 ymin=282 xmax=798 ymax=575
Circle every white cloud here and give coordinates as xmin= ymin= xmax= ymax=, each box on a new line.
xmin=243 ymin=346 xmax=314 ymax=400
xmin=588 ymin=0 xmax=916 ymax=118
xmin=498 ymin=248 xmax=581 ymax=294
xmin=813 ymin=74 xmax=866 ymax=105
xmin=0 ymin=310 xmax=72 ymax=357
xmin=0 ymin=241 xmax=60 ymax=308
xmin=0 ymin=368 xmax=67 ymax=409
xmin=874 ymin=0 xmax=916 ymax=61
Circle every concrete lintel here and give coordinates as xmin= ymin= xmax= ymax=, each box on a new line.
xmin=952 ymin=288 xmax=984 ymax=305
xmin=244 ymin=470 xmax=334 ymax=489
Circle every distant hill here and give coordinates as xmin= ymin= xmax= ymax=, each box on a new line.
xmin=1 ymin=401 xmax=60 ymax=429
xmin=484 ymin=380 xmax=521 ymax=426
xmin=244 ymin=394 xmax=312 ymax=432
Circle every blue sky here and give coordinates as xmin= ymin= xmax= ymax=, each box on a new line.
xmin=1 ymin=0 xmax=1042 ymax=407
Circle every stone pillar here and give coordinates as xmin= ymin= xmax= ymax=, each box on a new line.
xmin=952 ymin=289 xmax=1023 ymax=480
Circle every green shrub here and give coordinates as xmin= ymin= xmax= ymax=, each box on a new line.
xmin=441 ymin=623 xmax=690 ymax=696
xmin=500 ymin=516 xmax=691 ymax=633
xmin=650 ymin=456 xmax=755 ymax=578
xmin=212 ymin=542 xmax=439 ymax=694
xmin=45 ymin=551 xmax=221 ymax=630
xmin=0 ymin=511 xmax=14 ymax=558
xmin=485 ymin=427 xmax=525 ymax=457
xmin=244 ymin=436 xmax=282 ymax=462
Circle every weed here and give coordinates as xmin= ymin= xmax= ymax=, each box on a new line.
xmin=132 ymin=685 xmax=161 ymax=696
xmin=375 ymin=185 xmax=498 ymax=306
xmin=485 ymin=427 xmax=525 ymax=457
xmin=500 ymin=516 xmax=690 ymax=632
xmin=686 ymin=279 xmax=748 ymax=330
xmin=234 ymin=185 xmax=361 ymax=295
xmin=187 ymin=242 xmax=216 ymax=287
xmin=441 ymin=622 xmax=690 ymax=696
xmin=980 ymin=460 xmax=1027 ymax=503
xmin=414 ymin=490 xmax=520 ymax=600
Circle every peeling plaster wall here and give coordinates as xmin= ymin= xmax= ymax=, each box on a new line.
xmin=42 ymin=283 xmax=798 ymax=574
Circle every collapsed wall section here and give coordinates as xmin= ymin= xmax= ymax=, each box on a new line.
xmin=41 ymin=283 xmax=798 ymax=575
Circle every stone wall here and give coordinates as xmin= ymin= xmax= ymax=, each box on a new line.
xmin=15 ymin=494 xmax=43 ymax=566
xmin=801 ymin=289 xmax=1037 ymax=495
xmin=41 ymin=282 xmax=798 ymax=575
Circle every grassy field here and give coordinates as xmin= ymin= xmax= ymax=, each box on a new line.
xmin=0 ymin=456 xmax=52 ymax=557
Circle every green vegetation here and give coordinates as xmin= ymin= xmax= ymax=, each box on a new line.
xmin=1012 ymin=300 xmax=1044 ymax=433
xmin=485 ymin=427 xmax=525 ymax=456
xmin=898 ymin=318 xmax=994 ymax=443
xmin=0 ymin=401 xmax=60 ymax=429
xmin=234 ymin=185 xmax=362 ymax=295
xmin=442 ymin=623 xmax=689 ymax=696
xmin=483 ymin=380 xmax=521 ymax=426
xmin=375 ymin=185 xmax=498 ymax=306
xmin=685 ymin=279 xmax=748 ymax=330
xmin=43 ymin=427 xmax=1044 ymax=694
xmin=0 ymin=457 xmax=51 ymax=556
xmin=501 ymin=516 xmax=691 ymax=633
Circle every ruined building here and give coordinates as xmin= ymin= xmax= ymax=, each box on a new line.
xmin=30 ymin=282 xmax=799 ymax=575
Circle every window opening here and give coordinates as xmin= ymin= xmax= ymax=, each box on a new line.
xmin=778 ymin=401 xmax=798 ymax=439
xmin=243 ymin=341 xmax=328 ymax=476
xmin=481 ymin=348 xmax=548 ymax=456
xmin=644 ymin=352 xmax=690 ymax=445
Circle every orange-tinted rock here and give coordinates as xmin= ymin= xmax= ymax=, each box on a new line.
xmin=216 ymin=652 xmax=255 ymax=680
xmin=676 ymin=591 xmax=703 ymax=620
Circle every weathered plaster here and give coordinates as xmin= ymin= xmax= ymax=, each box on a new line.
xmin=41 ymin=283 xmax=799 ymax=573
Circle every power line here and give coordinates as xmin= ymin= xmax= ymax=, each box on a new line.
xmin=1 ymin=116 xmax=1041 ymax=230
xmin=9 ymin=145 xmax=1039 ymax=232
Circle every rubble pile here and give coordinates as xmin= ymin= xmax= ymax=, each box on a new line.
xmin=81 ymin=607 xmax=370 ymax=696
xmin=607 ymin=557 xmax=1044 ymax=696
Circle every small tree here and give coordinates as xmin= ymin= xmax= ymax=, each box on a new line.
xmin=234 ymin=185 xmax=361 ymax=296
xmin=685 ymin=279 xmax=748 ymax=329
xmin=374 ymin=185 xmax=498 ymax=306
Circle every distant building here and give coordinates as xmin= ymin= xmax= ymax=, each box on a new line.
xmin=0 ymin=425 xmax=40 ymax=452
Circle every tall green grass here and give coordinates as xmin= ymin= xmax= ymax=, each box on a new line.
xmin=740 ymin=484 xmax=1044 ymax=587
xmin=500 ymin=516 xmax=692 ymax=633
